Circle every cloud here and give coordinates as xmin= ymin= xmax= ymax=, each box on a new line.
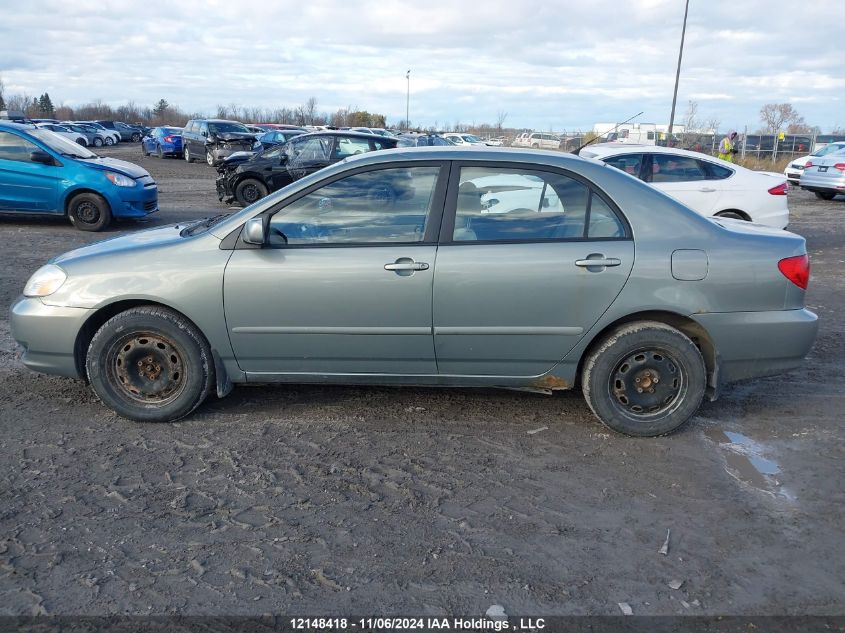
xmin=0 ymin=0 xmax=841 ymax=131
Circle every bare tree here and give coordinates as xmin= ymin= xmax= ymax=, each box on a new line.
xmin=759 ymin=103 xmax=804 ymax=133
xmin=0 ymin=74 xmax=5 ymax=111
xmin=496 ymin=110 xmax=508 ymax=132
xmin=304 ymin=97 xmax=318 ymax=125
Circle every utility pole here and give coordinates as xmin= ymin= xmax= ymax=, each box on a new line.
xmin=406 ymin=69 xmax=411 ymax=130
xmin=667 ymin=0 xmax=690 ymax=137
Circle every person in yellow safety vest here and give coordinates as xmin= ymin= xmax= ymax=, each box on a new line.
xmin=718 ymin=131 xmax=739 ymax=162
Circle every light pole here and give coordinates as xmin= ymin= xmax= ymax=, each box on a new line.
xmin=667 ymin=0 xmax=689 ymax=137
xmin=405 ymin=69 xmax=411 ymax=130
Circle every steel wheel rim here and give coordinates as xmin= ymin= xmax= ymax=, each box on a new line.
xmin=75 ymin=201 xmax=100 ymax=224
xmin=107 ymin=332 xmax=186 ymax=405
xmin=608 ymin=346 xmax=685 ymax=419
xmin=241 ymin=183 xmax=261 ymax=203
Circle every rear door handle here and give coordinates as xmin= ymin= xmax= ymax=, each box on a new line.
xmin=385 ymin=261 xmax=429 ymax=271
xmin=575 ymin=257 xmax=621 ymax=268
xmin=698 ymin=187 xmax=717 ymax=192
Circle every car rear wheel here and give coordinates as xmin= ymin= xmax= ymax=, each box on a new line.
xmin=715 ymin=210 xmax=748 ymax=221
xmin=815 ymin=191 xmax=836 ymax=200
xmin=206 ymin=150 xmax=215 ymax=166
xmin=93 ymin=137 xmax=104 ymax=148
xmin=156 ymin=145 xmax=164 ymax=159
xmin=86 ymin=306 xmax=214 ymax=423
xmin=184 ymin=146 xmax=193 ymax=162
xmin=582 ymin=321 xmax=706 ymax=437
xmin=235 ymin=178 xmax=269 ymax=206
xmin=104 ymin=136 xmax=115 ymax=146
xmin=68 ymin=192 xmax=112 ymax=232
xmin=131 ymin=132 xmax=141 ymax=142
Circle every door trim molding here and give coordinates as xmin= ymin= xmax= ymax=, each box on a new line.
xmin=435 ymin=326 xmax=583 ymax=336
xmin=231 ymin=326 xmax=431 ymax=335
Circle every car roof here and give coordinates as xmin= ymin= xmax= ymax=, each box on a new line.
xmin=0 ymin=121 xmax=36 ymax=131
xmin=340 ymin=145 xmax=591 ymax=168
xmin=582 ymin=143 xmax=713 ymax=160
xmin=295 ymin=130 xmax=396 ymax=141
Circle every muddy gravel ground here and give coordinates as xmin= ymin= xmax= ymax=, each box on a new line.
xmin=0 ymin=144 xmax=843 ymax=617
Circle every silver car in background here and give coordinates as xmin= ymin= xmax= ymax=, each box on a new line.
xmin=799 ymin=148 xmax=845 ymax=200
xmin=10 ymin=147 xmax=818 ymax=436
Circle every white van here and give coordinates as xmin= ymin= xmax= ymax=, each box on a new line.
xmin=511 ymin=132 xmax=559 ymax=149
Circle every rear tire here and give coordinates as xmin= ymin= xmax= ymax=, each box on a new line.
xmin=581 ymin=321 xmax=706 ymax=437
xmin=156 ymin=145 xmax=164 ymax=159
xmin=815 ymin=191 xmax=836 ymax=200
xmin=86 ymin=306 xmax=214 ymax=423
xmin=184 ymin=146 xmax=193 ymax=162
xmin=235 ymin=178 xmax=269 ymax=206
xmin=206 ymin=150 xmax=215 ymax=166
xmin=93 ymin=137 xmax=104 ymax=148
xmin=104 ymin=136 xmax=115 ymax=146
xmin=715 ymin=210 xmax=748 ymax=221
xmin=131 ymin=132 xmax=141 ymax=142
xmin=68 ymin=192 xmax=112 ymax=232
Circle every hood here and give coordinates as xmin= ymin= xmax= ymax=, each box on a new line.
xmin=208 ymin=132 xmax=255 ymax=142
xmin=51 ymin=222 xmax=191 ymax=266
xmin=83 ymin=156 xmax=150 ymax=179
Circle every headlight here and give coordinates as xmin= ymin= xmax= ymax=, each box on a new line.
xmin=104 ymin=171 xmax=135 ymax=187
xmin=23 ymin=264 xmax=67 ymax=297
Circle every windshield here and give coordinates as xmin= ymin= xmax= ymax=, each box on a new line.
xmin=162 ymin=127 xmax=182 ymax=135
xmin=463 ymin=135 xmax=482 ymax=142
xmin=208 ymin=122 xmax=250 ymax=135
xmin=29 ymin=129 xmax=98 ymax=158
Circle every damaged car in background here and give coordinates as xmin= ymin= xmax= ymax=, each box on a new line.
xmin=182 ymin=118 xmax=256 ymax=166
xmin=216 ymin=130 xmax=398 ymax=206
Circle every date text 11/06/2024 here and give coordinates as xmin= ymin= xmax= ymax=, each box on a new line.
xmin=290 ymin=617 xmax=546 ymax=630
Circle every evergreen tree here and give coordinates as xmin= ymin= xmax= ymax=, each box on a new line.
xmin=38 ymin=93 xmax=55 ymax=116
xmin=153 ymin=98 xmax=169 ymax=117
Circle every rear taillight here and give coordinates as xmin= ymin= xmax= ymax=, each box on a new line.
xmin=834 ymin=163 xmax=845 ymax=172
xmin=164 ymin=135 xmax=174 ymax=142
xmin=768 ymin=182 xmax=788 ymax=195
xmin=805 ymin=161 xmax=813 ymax=168
xmin=778 ymin=254 xmax=810 ymax=290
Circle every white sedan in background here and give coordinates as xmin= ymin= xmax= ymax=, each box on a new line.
xmin=581 ymin=144 xmax=789 ymax=228
xmin=784 ymin=141 xmax=845 ymax=185
xmin=443 ymin=133 xmax=489 ymax=146
xmin=33 ymin=123 xmax=88 ymax=146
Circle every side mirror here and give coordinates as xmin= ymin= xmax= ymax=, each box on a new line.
xmin=30 ymin=150 xmax=55 ymax=166
xmin=243 ymin=217 xmax=266 ymax=245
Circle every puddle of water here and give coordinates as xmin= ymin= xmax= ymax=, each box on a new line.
xmin=704 ymin=427 xmax=786 ymax=496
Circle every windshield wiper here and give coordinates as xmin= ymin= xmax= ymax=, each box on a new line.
xmin=60 ymin=152 xmax=91 ymax=159
xmin=180 ymin=213 xmax=230 ymax=237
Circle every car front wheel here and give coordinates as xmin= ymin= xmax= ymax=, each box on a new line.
xmin=86 ymin=306 xmax=215 ymax=423
xmin=68 ymin=192 xmax=112 ymax=231
xmin=93 ymin=137 xmax=104 ymax=147
xmin=206 ymin=150 xmax=215 ymax=166
xmin=104 ymin=136 xmax=115 ymax=146
xmin=581 ymin=321 xmax=706 ymax=437
xmin=235 ymin=178 xmax=269 ymax=206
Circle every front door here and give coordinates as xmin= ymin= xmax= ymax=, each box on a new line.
xmin=433 ymin=163 xmax=634 ymax=377
xmin=224 ymin=162 xmax=447 ymax=375
xmin=0 ymin=131 xmax=60 ymax=212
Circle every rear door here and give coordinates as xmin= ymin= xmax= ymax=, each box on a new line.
xmin=432 ymin=162 xmax=633 ymax=377
xmin=644 ymin=153 xmax=722 ymax=214
xmin=0 ymin=130 xmax=60 ymax=212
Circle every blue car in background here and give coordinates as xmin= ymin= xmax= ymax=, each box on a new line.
xmin=142 ymin=126 xmax=183 ymax=158
xmin=0 ymin=121 xmax=158 ymax=231
xmin=254 ymin=128 xmax=307 ymax=151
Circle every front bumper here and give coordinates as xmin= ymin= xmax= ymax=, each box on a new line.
xmin=10 ymin=296 xmax=95 ymax=378
xmin=216 ymin=174 xmax=235 ymax=201
xmin=692 ymin=308 xmax=818 ymax=385
xmin=103 ymin=181 xmax=159 ymax=218
xmin=209 ymin=146 xmax=254 ymax=165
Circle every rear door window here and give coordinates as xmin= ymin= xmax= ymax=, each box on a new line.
xmin=651 ymin=154 xmax=707 ymax=182
xmin=603 ymin=154 xmax=644 ymax=178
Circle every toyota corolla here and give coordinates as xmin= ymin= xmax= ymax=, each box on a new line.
xmin=10 ymin=147 xmax=818 ymax=436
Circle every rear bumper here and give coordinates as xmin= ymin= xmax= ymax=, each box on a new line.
xmin=10 ymin=296 xmax=94 ymax=379
xmin=692 ymin=308 xmax=818 ymax=385
xmin=800 ymin=172 xmax=845 ymax=192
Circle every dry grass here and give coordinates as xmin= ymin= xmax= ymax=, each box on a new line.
xmin=736 ymin=155 xmax=793 ymax=172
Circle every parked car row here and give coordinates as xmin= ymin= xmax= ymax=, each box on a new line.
xmin=798 ymin=147 xmax=845 ymax=200
xmin=784 ymin=141 xmax=845 ymax=185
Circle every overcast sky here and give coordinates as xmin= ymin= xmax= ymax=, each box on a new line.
xmin=1 ymin=0 xmax=842 ymax=131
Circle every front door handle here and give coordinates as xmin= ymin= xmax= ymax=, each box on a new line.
xmin=698 ymin=187 xmax=717 ymax=192
xmin=385 ymin=261 xmax=429 ymax=271
xmin=575 ymin=257 xmax=621 ymax=268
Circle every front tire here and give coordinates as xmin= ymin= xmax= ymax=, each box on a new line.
xmin=206 ymin=150 xmax=215 ymax=166
xmin=93 ymin=137 xmax=104 ymax=148
xmin=86 ymin=306 xmax=214 ymax=423
xmin=581 ymin=321 xmax=706 ymax=437
xmin=131 ymin=132 xmax=141 ymax=142
xmin=104 ymin=136 xmax=115 ymax=146
xmin=235 ymin=178 xmax=269 ymax=206
xmin=815 ymin=191 xmax=836 ymax=200
xmin=68 ymin=192 xmax=112 ymax=232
